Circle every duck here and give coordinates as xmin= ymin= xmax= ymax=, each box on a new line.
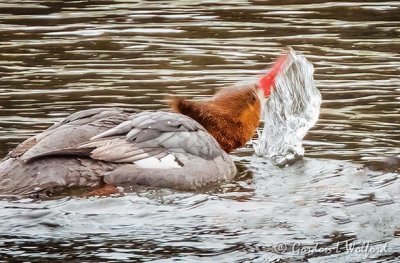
xmin=0 ymin=55 xmax=286 ymax=197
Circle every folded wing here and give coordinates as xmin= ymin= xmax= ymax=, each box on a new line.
xmin=26 ymin=111 xmax=224 ymax=167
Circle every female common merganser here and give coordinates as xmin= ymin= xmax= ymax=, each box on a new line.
xmin=0 ymin=56 xmax=286 ymax=197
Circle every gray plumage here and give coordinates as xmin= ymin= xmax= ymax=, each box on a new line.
xmin=0 ymin=108 xmax=237 ymax=196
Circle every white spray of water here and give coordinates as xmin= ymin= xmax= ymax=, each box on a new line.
xmin=254 ymin=48 xmax=322 ymax=167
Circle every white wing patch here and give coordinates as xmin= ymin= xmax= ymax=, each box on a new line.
xmin=134 ymin=154 xmax=182 ymax=169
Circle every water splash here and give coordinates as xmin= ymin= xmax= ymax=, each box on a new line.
xmin=254 ymin=48 xmax=322 ymax=167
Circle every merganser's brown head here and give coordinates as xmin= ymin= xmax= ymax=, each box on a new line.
xmin=170 ymin=55 xmax=287 ymax=153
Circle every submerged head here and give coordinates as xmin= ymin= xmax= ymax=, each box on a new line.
xmin=170 ymin=54 xmax=288 ymax=153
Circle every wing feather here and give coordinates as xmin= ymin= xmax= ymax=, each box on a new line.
xmin=86 ymin=111 xmax=223 ymax=163
xmin=25 ymin=111 xmax=223 ymax=165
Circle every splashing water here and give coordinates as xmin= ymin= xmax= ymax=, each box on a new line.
xmin=254 ymin=48 xmax=322 ymax=167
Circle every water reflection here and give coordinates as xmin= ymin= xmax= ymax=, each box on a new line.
xmin=0 ymin=0 xmax=399 ymax=262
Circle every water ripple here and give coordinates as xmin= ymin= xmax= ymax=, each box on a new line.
xmin=0 ymin=0 xmax=399 ymax=262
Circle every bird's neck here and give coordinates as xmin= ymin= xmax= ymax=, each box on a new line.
xmin=170 ymin=85 xmax=261 ymax=153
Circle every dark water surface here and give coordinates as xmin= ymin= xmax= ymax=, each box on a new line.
xmin=0 ymin=0 xmax=399 ymax=262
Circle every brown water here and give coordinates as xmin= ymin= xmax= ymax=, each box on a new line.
xmin=0 ymin=0 xmax=399 ymax=262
